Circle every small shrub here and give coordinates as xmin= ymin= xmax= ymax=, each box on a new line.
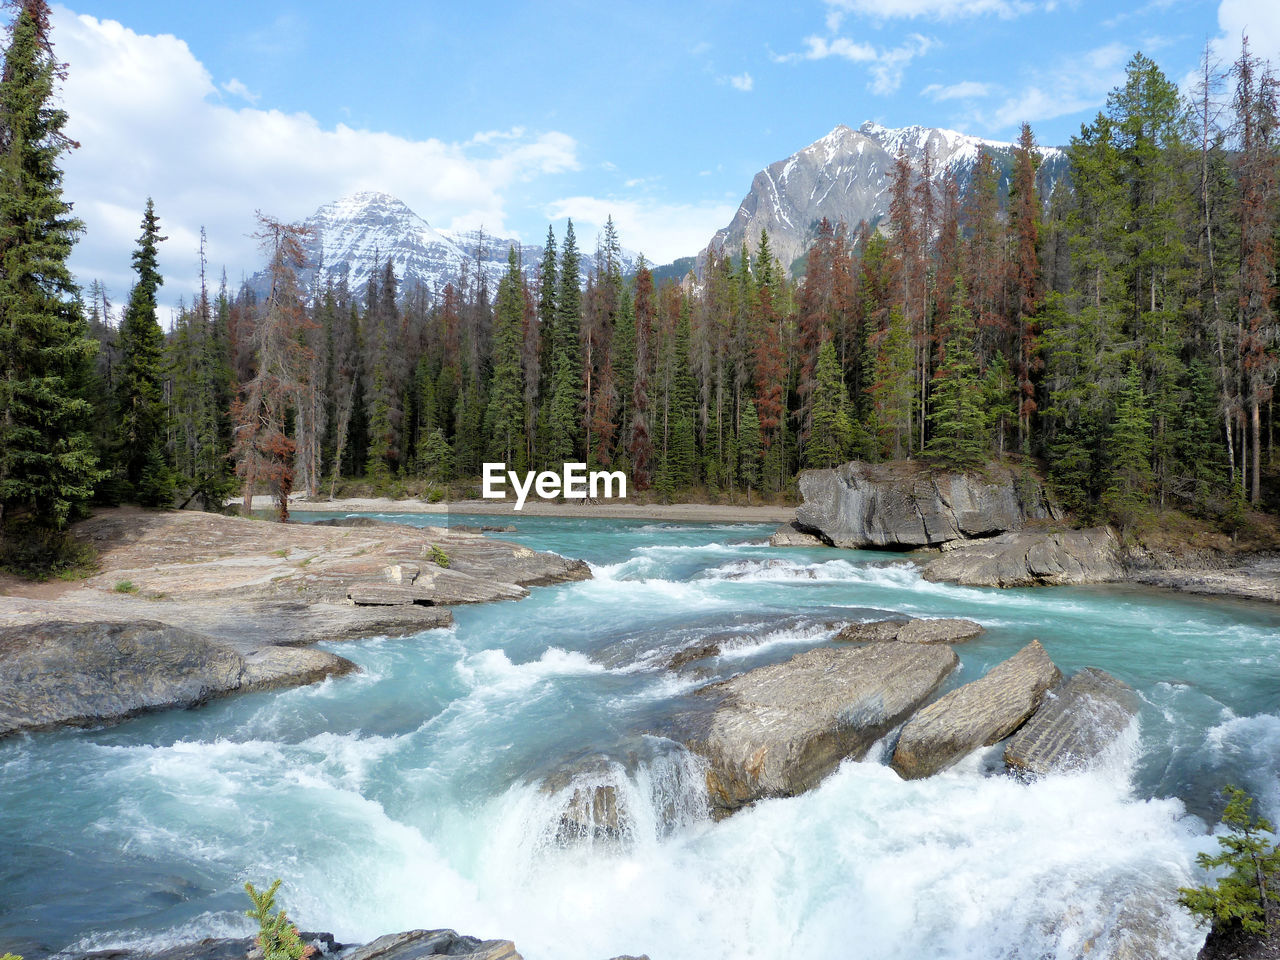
xmin=272 ymin=549 xmax=289 ymax=558
xmin=113 ymin=580 xmax=138 ymax=594
xmin=244 ymin=879 xmax=314 ymax=960
xmin=429 ymin=544 xmax=450 ymax=568
xmin=0 ymin=519 xmax=98 ymax=581
xmin=1179 ymin=786 xmax=1280 ymax=935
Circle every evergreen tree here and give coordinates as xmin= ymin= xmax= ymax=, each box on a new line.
xmin=114 ymin=197 xmax=170 ymax=504
xmin=927 ymin=283 xmax=986 ymax=468
xmin=0 ymin=0 xmax=102 ymax=535
xmin=805 ymin=338 xmax=854 ymax=468
xmin=548 ymin=220 xmax=582 ymax=463
xmin=1101 ymin=365 xmax=1155 ymax=532
xmin=485 ymin=247 xmax=528 ymax=468
xmin=738 ymin=397 xmax=762 ymax=494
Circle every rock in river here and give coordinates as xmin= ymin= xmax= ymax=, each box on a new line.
xmin=682 ymin=643 xmax=958 ymax=816
xmin=768 ymin=520 xmax=828 ymax=547
xmin=834 ymin=617 xmax=983 ymax=644
xmin=921 ymin=526 xmax=1123 ymax=587
xmin=1004 ymin=667 xmax=1140 ymax=775
xmin=0 ymin=620 xmax=356 ymax=738
xmin=345 ymin=929 xmax=521 ymax=960
xmin=891 ymin=640 xmax=1060 ymax=780
xmin=795 ymin=460 xmax=1053 ymax=549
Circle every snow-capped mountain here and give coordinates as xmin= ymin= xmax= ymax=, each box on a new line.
xmin=703 ymin=121 xmax=1069 ymax=274
xmin=262 ymin=191 xmax=642 ymax=302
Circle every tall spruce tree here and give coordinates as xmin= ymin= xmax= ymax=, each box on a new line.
xmin=927 ymin=282 xmax=986 ymax=468
xmin=485 ymin=247 xmax=528 ymax=468
xmin=0 ymin=0 xmax=102 ymax=537
xmin=114 ymin=197 xmax=170 ymax=504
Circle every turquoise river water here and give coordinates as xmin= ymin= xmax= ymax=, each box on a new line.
xmin=2 ymin=515 xmax=1279 ymax=959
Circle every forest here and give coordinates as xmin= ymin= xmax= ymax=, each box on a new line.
xmin=0 ymin=0 xmax=1277 ymax=551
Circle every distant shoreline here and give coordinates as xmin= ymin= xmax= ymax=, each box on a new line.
xmin=260 ymin=495 xmax=797 ymax=523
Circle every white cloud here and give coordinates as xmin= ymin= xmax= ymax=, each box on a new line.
xmin=220 ymin=77 xmax=259 ymax=104
xmin=823 ymin=0 xmax=1035 ymax=20
xmin=726 ymin=71 xmax=754 ymax=92
xmin=778 ymin=32 xmax=936 ymax=95
xmin=978 ymin=42 xmax=1130 ymax=132
xmin=545 ymin=196 xmax=737 ymax=265
xmin=1207 ymin=0 xmax=1280 ymax=69
xmin=51 ymin=9 xmax=579 ymax=310
xmin=921 ymin=79 xmax=994 ymax=101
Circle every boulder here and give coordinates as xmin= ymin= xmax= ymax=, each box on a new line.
xmin=683 ymin=643 xmax=958 ymax=816
xmin=540 ymin=756 xmax=629 ymax=844
xmin=62 ymin=933 xmax=340 ymax=960
xmin=834 ymin=617 xmax=983 ymax=644
xmin=0 ymin=620 xmax=356 ymax=738
xmin=768 ymin=521 xmax=828 ymax=547
xmin=796 ymin=460 xmax=1053 ymax=549
xmin=891 ymin=640 xmax=1060 ymax=779
xmin=345 ymin=930 xmax=521 ymax=960
xmin=1004 ymin=667 xmax=1140 ymax=775
xmin=921 ymin=527 xmax=1123 ymax=587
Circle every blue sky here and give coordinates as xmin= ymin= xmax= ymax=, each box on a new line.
xmin=42 ymin=0 xmax=1278 ymax=312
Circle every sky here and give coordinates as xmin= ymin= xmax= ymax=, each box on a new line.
xmin=32 ymin=0 xmax=1280 ymax=314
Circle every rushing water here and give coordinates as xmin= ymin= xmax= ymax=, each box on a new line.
xmin=3 ymin=515 xmax=1280 ymax=960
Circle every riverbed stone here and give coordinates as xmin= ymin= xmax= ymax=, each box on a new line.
xmin=683 ymin=643 xmax=958 ymax=816
xmin=0 ymin=620 xmax=356 ymax=738
xmin=344 ymin=929 xmax=522 ymax=960
xmin=921 ymin=527 xmax=1123 ymax=587
xmin=834 ymin=617 xmax=983 ymax=644
xmin=891 ymin=640 xmax=1061 ymax=780
xmin=768 ymin=521 xmax=828 ymax=547
xmin=1004 ymin=667 xmax=1140 ymax=775
xmin=795 ymin=460 xmax=1053 ymax=549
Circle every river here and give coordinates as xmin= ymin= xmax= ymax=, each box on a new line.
xmin=3 ymin=515 xmax=1279 ymax=959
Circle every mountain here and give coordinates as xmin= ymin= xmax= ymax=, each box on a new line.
xmin=258 ymin=191 xmax=641 ymax=301
xmin=700 ymin=121 xmax=1069 ymax=276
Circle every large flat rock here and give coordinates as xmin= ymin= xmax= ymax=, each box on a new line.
xmin=345 ymin=929 xmax=521 ymax=960
xmin=796 ymin=460 xmax=1053 ymax=549
xmin=891 ymin=640 xmax=1060 ymax=779
xmin=684 ymin=643 xmax=958 ymax=816
xmin=834 ymin=617 xmax=983 ymax=644
xmin=0 ymin=620 xmax=356 ymax=738
xmin=1004 ymin=667 xmax=1140 ymax=775
xmin=921 ymin=527 xmax=1123 ymax=587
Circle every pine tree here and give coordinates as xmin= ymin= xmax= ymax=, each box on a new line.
xmin=0 ymin=0 xmax=102 ymax=536
xmin=1102 ymin=365 xmax=1155 ymax=532
xmin=870 ymin=306 xmax=915 ymax=460
xmin=927 ymin=282 xmax=986 ymax=468
xmin=738 ymin=397 xmax=762 ymax=494
xmin=485 ymin=247 xmax=527 ymax=468
xmin=114 ymin=197 xmax=170 ymax=504
xmin=805 ymin=338 xmax=854 ymax=468
xmin=548 ymin=220 xmax=582 ymax=464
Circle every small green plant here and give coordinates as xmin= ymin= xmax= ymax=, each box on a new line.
xmin=272 ymin=549 xmax=289 ymax=558
xmin=1179 ymin=786 xmax=1280 ymax=935
xmin=429 ymin=544 xmax=450 ymax=568
xmin=244 ymin=879 xmax=314 ymax=960
xmin=113 ymin=580 xmax=138 ymax=594
xmin=4 ymin=952 xmax=25 ymax=960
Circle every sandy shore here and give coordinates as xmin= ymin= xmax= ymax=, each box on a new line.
xmin=254 ymin=495 xmax=798 ymax=523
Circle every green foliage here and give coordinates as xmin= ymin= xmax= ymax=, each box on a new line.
xmin=3 ymin=952 xmax=24 ymax=960
xmin=0 ymin=2 xmax=103 ymax=531
xmin=805 ymin=339 xmax=855 ymax=468
xmin=417 ymin=428 xmax=454 ymax=485
xmin=927 ymin=284 xmax=986 ymax=469
xmin=485 ymin=247 xmax=528 ymax=468
xmin=428 ymin=544 xmax=450 ymax=568
xmin=244 ymin=879 xmax=313 ymax=960
xmin=1101 ymin=365 xmax=1154 ymax=532
xmin=113 ymin=579 xmax=138 ymax=594
xmin=113 ymin=199 xmax=169 ymax=496
xmin=0 ymin=518 xmax=98 ymax=581
xmin=1178 ymin=786 xmax=1280 ymax=935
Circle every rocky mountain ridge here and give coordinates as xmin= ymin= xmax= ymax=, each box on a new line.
xmin=703 ymin=120 xmax=1069 ymax=274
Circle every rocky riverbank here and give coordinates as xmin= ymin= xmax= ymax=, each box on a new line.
xmin=775 ymin=460 xmax=1280 ymax=602
xmin=0 ymin=508 xmax=590 ymax=738
xmin=54 ymin=927 xmax=650 ymax=960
